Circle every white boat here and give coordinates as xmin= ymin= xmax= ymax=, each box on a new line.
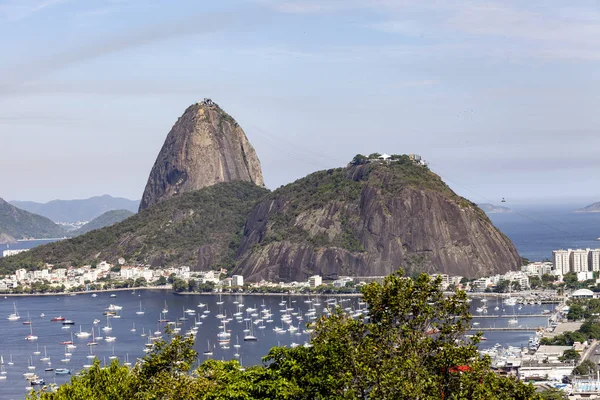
xmin=102 ymin=315 xmax=112 ymax=332
xmin=203 ymin=340 xmax=213 ymax=356
xmin=107 ymin=304 xmax=122 ymax=311
xmin=26 ymin=323 xmax=38 ymax=341
xmin=91 ymin=294 xmax=98 ymax=298
xmin=105 ymin=336 xmax=116 ymax=342
xmin=508 ymin=318 xmax=519 ymax=324
xmin=123 ymin=353 xmax=131 ymax=367
xmin=217 ymin=293 xmax=224 ymax=305
xmin=7 ymin=302 xmax=20 ymax=321
xmin=75 ymin=326 xmax=91 ymax=339
xmin=162 ymin=301 xmax=168 ymax=314
xmin=7 ymin=354 xmax=14 ymax=366
xmin=40 ymin=346 xmax=50 ymax=362
xmin=130 ymin=322 xmax=137 ymax=332
xmin=136 ymin=301 xmax=145 ymax=315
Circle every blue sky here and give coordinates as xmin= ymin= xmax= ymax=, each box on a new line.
xmin=1 ymin=0 xmax=599 ymax=206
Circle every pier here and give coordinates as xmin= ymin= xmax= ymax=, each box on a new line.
xmin=472 ymin=314 xmax=550 ymax=319
xmin=468 ymin=327 xmax=541 ymax=331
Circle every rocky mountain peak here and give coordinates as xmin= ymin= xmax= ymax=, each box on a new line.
xmin=139 ymin=99 xmax=264 ymax=211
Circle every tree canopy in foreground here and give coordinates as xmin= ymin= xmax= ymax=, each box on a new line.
xmin=29 ymin=272 xmax=543 ymax=400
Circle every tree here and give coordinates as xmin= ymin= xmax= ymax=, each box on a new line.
xmin=539 ymin=388 xmax=568 ymax=400
xmin=134 ymin=277 xmax=147 ymax=287
xmin=568 ymin=303 xmax=584 ymax=321
xmin=155 ymin=276 xmax=167 ymax=286
xmin=529 ymin=276 xmax=542 ymax=289
xmin=350 ymin=154 xmax=368 ymax=165
xmin=167 ymin=273 xmax=177 ymax=284
xmin=573 ymin=359 xmax=597 ymax=376
xmin=172 ymin=278 xmax=187 ymax=293
xmin=265 ymin=272 xmax=540 ymax=399
xmin=560 ymin=348 xmax=580 ymax=363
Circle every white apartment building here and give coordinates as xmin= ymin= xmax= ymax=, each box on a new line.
xmin=308 ymin=275 xmax=323 ymax=288
xmin=553 ymin=250 xmax=571 ymax=274
xmin=590 ymin=249 xmax=600 ymax=272
xmin=571 ymin=249 xmax=590 ymax=273
xmin=232 ymin=275 xmax=244 ymax=287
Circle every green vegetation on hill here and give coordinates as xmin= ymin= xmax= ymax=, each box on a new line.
xmin=28 ymin=273 xmax=540 ymax=400
xmin=0 ymin=198 xmax=65 ymax=242
xmin=70 ymin=209 xmax=135 ymax=236
xmin=0 ymin=182 xmax=268 ymax=273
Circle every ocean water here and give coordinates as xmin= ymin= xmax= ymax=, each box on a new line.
xmin=488 ymin=206 xmax=600 ymax=261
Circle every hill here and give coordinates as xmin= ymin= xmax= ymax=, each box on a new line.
xmin=478 ymin=203 xmax=512 ymax=213
xmin=139 ymin=99 xmax=264 ymax=211
xmin=70 ymin=210 xmax=135 ymax=236
xmin=0 ymin=182 xmax=268 ymax=272
xmin=575 ymin=202 xmax=600 ymax=213
xmin=234 ymin=156 xmax=520 ymax=281
xmin=10 ymin=195 xmax=140 ymax=223
xmin=0 ymin=198 xmax=65 ymax=243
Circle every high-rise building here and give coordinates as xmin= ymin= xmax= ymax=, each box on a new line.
xmin=590 ymin=249 xmax=600 ymax=272
xmin=553 ymin=249 xmax=571 ymax=274
xmin=571 ymin=249 xmax=590 ymax=273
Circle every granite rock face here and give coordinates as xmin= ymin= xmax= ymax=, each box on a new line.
xmin=235 ymin=162 xmax=520 ymax=281
xmin=139 ymin=99 xmax=264 ymax=211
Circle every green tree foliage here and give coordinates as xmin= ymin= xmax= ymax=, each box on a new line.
xmin=539 ymin=388 xmax=568 ymax=400
xmin=172 ymin=278 xmax=187 ymax=293
xmin=559 ymin=348 xmax=580 ymax=363
xmin=573 ymin=359 xmax=597 ymax=376
xmin=567 ymin=303 xmax=584 ymax=321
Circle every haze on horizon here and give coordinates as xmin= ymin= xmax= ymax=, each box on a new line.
xmin=1 ymin=0 xmax=599 ymax=207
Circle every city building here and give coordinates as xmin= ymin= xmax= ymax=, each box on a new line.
xmin=232 ymin=275 xmax=244 ymax=287
xmin=571 ymin=249 xmax=589 ymax=273
xmin=308 ymin=275 xmax=322 ymax=288
xmin=553 ymin=249 xmax=571 ymax=274
xmin=590 ymin=249 xmax=600 ymax=272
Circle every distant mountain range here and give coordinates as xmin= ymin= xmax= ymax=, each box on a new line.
xmin=0 ymin=198 xmax=66 ymax=243
xmin=478 ymin=203 xmax=512 ymax=214
xmin=70 ymin=210 xmax=135 ymax=236
xmin=575 ymin=202 xmax=600 ymax=213
xmin=10 ymin=195 xmax=139 ymax=223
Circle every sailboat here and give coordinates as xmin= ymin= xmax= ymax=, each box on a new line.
xmin=87 ymin=328 xmax=98 ymax=346
xmin=7 ymin=302 xmax=20 ymax=321
xmin=162 ymin=301 xmax=168 ymax=314
xmin=136 ymin=301 xmax=145 ymax=315
xmin=243 ymin=322 xmax=258 ymax=341
xmin=75 ymin=325 xmax=90 ymax=338
xmin=130 ymin=322 xmax=137 ymax=332
xmin=27 ymin=356 xmax=35 ymax=371
xmin=0 ymin=357 xmax=6 ymax=379
xmin=7 ymin=354 xmax=14 ymax=366
xmin=26 ymin=322 xmax=38 ymax=340
xmin=217 ymin=293 xmax=224 ymax=305
xmin=102 ymin=315 xmax=112 ymax=332
xmin=203 ymin=340 xmax=213 ymax=356
xmin=109 ymin=346 xmax=118 ymax=360
xmin=124 ymin=353 xmax=132 ymax=367
xmin=40 ymin=346 xmax=50 ymax=362
xmin=23 ymin=311 xmax=32 ymax=325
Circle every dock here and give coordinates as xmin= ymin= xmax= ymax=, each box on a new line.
xmin=469 ymin=327 xmax=541 ymax=331
xmin=472 ymin=314 xmax=550 ymax=319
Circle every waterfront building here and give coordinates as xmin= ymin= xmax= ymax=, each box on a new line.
xmin=571 ymin=249 xmax=590 ymax=273
xmin=308 ymin=275 xmax=322 ymax=288
xmin=577 ymin=271 xmax=595 ymax=282
xmin=2 ymin=249 xmax=29 ymax=257
xmin=232 ymin=275 xmax=244 ymax=287
xmin=553 ymin=249 xmax=571 ymax=274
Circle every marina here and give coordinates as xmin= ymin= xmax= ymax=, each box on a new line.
xmin=0 ymin=290 xmax=557 ymax=398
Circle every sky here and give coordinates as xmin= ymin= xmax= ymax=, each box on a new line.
xmin=1 ymin=0 xmax=599 ymax=207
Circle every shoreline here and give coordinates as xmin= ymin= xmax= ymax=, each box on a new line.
xmin=0 ymin=285 xmax=172 ymax=297
xmin=175 ymin=291 xmax=363 ymax=297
